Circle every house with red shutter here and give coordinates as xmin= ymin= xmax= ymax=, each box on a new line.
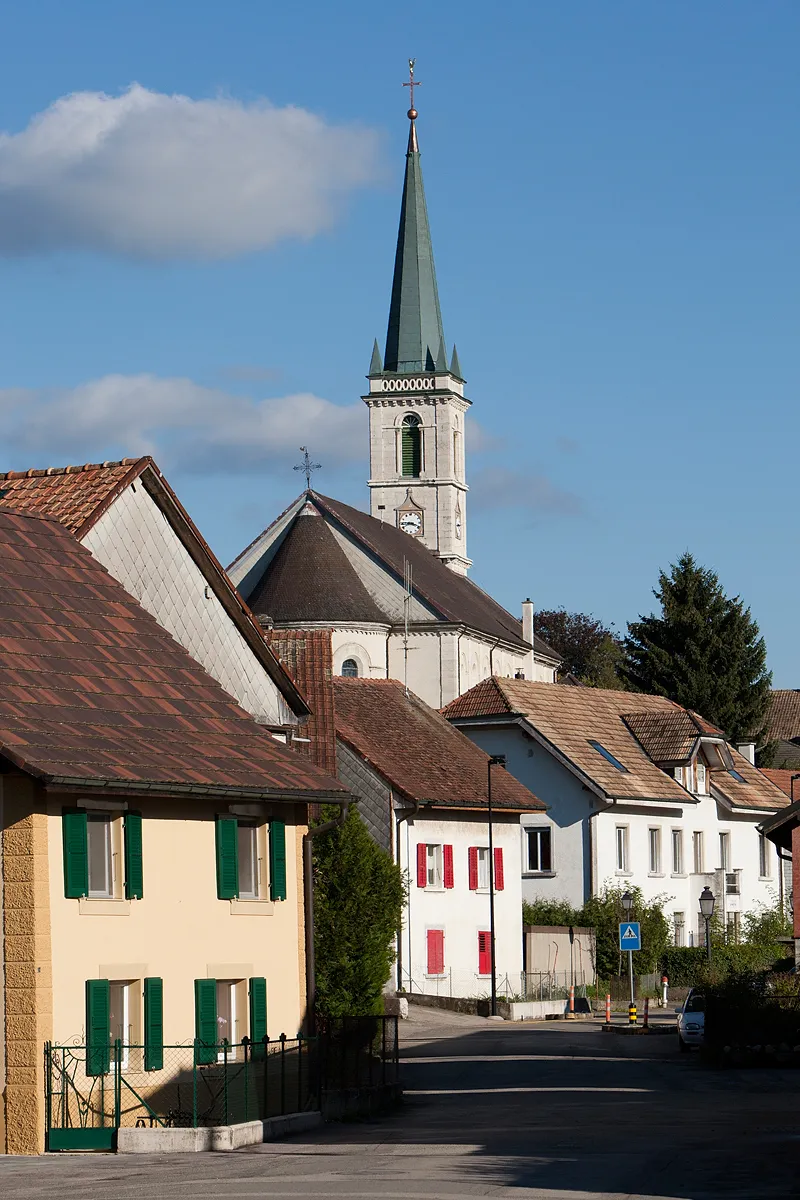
xmin=330 ymin=678 xmax=544 ymax=1000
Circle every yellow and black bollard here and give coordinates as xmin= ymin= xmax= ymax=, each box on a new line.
xmin=628 ymin=1002 xmax=637 ymax=1026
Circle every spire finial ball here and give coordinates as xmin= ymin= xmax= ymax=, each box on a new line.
xmin=407 ymin=108 xmax=417 ymax=120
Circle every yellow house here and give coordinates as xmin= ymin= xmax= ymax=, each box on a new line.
xmin=0 ymin=508 xmax=348 ymax=1153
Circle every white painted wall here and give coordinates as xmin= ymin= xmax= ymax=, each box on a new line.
xmin=331 ymin=626 xmax=390 ymax=678
xmin=83 ymin=484 xmax=295 ymax=727
xmin=399 ymin=812 xmax=524 ymax=1000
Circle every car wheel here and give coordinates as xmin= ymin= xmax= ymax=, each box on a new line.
xmin=678 ymin=1034 xmax=690 ymax=1052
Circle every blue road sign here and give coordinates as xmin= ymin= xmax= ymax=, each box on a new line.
xmin=619 ymin=922 xmax=642 ymax=952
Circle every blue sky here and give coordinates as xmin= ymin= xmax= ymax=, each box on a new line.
xmin=1 ymin=2 xmax=798 ymax=681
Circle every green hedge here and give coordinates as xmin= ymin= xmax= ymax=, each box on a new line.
xmin=661 ymin=944 xmax=786 ymax=987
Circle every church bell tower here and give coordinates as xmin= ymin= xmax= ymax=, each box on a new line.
xmin=363 ymin=62 xmax=471 ymax=576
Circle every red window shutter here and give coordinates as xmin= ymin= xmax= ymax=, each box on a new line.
xmin=468 ymin=846 xmax=478 ymax=890
xmin=427 ymin=929 xmax=444 ymax=974
xmin=443 ymin=845 xmax=454 ymax=888
xmin=494 ymin=847 xmax=504 ymax=891
xmin=478 ymin=931 xmax=491 ymax=975
xmin=416 ymin=843 xmax=427 ymax=888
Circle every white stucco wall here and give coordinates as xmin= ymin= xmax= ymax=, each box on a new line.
xmin=399 ymin=812 xmax=524 ymax=1000
xmin=83 ymin=483 xmax=295 ymax=727
xmin=331 ymin=626 xmax=390 ymax=678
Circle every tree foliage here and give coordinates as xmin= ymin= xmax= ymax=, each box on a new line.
xmin=313 ymin=804 xmax=407 ymax=1018
xmin=535 ymin=609 xmax=624 ymax=688
xmin=621 ymin=553 xmax=771 ymax=743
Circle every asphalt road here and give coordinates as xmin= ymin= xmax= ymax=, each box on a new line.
xmin=2 ymin=1007 xmax=800 ymax=1200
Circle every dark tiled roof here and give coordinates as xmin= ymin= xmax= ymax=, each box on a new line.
xmin=0 ymin=458 xmax=146 ymax=536
xmin=765 ymin=691 xmax=800 ymax=742
xmin=310 ymin=492 xmax=558 ymax=658
xmin=622 ymin=709 xmax=725 ymax=763
xmin=769 ymin=740 xmax=800 ymax=770
xmin=266 ymin=629 xmax=337 ymax=777
xmin=445 ymin=677 xmax=788 ymax=811
xmin=0 ymin=509 xmax=346 ymax=800
xmin=251 ymin=511 xmax=386 ymax=625
xmin=333 ymin=677 xmax=544 ymax=812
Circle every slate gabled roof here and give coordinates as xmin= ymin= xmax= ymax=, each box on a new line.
xmin=311 ymin=492 xmax=558 ymax=658
xmin=0 ymin=509 xmax=346 ymax=801
xmin=444 ymin=677 xmax=788 ymax=811
xmin=251 ymin=509 xmax=386 ymax=626
xmin=333 ymin=677 xmax=544 ymax=812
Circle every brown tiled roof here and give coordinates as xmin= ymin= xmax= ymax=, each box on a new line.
xmin=758 ymin=769 xmax=798 ymax=800
xmin=621 ymin=709 xmax=725 ymax=764
xmin=444 ymin=678 xmax=787 ymax=811
xmin=0 ymin=458 xmax=146 ymax=536
xmin=333 ymin=677 xmax=544 ymax=812
xmin=0 ymin=456 xmax=309 ymax=716
xmin=765 ymin=691 xmax=800 ymax=742
xmin=0 ymin=509 xmax=346 ymax=800
xmin=266 ymin=629 xmax=337 ymax=776
xmin=252 ymin=511 xmax=386 ymax=625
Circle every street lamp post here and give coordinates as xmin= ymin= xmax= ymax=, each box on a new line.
xmin=621 ymin=889 xmax=635 ymax=1016
xmin=699 ymin=886 xmax=715 ymax=964
xmin=487 ymin=754 xmax=506 ymax=1017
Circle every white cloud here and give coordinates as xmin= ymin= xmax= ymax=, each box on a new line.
xmin=470 ymin=466 xmax=584 ymax=519
xmin=0 ymin=85 xmax=380 ymax=259
xmin=0 ymin=375 xmax=364 ymax=473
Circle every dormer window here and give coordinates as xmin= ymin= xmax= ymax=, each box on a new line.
xmin=695 ymin=761 xmax=707 ymax=794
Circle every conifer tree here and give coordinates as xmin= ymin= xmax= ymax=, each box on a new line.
xmin=621 ymin=553 xmax=771 ymax=744
xmin=313 ymin=804 xmax=406 ymax=1018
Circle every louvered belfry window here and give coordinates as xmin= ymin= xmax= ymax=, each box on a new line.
xmin=401 ymin=414 xmax=422 ymax=477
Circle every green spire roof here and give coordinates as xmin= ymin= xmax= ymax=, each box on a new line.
xmin=384 ymin=117 xmax=446 ymax=374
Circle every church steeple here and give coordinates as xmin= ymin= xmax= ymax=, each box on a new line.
xmin=383 ymin=65 xmax=446 ymax=374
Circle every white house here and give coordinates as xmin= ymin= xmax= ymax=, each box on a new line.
xmin=330 ymin=677 xmax=545 ymax=999
xmin=445 ymin=678 xmax=791 ymax=947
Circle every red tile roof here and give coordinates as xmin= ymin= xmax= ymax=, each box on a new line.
xmin=0 ymin=509 xmax=346 ymax=801
xmin=759 ymin=769 xmax=799 ymax=800
xmin=444 ymin=677 xmax=787 ymax=811
xmin=333 ymin=677 xmax=544 ymax=812
xmin=266 ymin=629 xmax=337 ymax=776
xmin=0 ymin=458 xmax=147 ymax=536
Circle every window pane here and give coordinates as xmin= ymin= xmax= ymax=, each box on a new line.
xmin=672 ymin=831 xmax=683 ymax=874
xmin=720 ymin=833 xmax=729 ymax=869
xmin=87 ymin=816 xmax=112 ymax=897
xmin=341 ymin=659 xmax=359 ymax=678
xmin=216 ymin=981 xmax=233 ymax=1048
xmin=237 ymin=824 xmax=258 ymax=898
xmin=649 ymin=829 xmax=660 ymax=873
xmin=477 ymin=847 xmax=489 ymax=889
xmin=540 ymin=830 xmax=552 ymax=872
xmin=427 ymin=844 xmax=441 ymax=888
xmin=693 ymin=832 xmax=704 ymax=873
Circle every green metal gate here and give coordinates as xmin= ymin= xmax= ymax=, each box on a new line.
xmin=45 ymin=1041 xmax=120 ymax=1151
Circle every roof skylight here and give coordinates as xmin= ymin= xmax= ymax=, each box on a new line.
xmin=728 ymin=768 xmax=747 ymax=784
xmin=588 ymin=740 xmax=628 ymax=773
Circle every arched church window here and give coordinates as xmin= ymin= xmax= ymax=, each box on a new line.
xmin=341 ymin=659 xmax=359 ymax=678
xmin=401 ymin=414 xmax=422 ymax=478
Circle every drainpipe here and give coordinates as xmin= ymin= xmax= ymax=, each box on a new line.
xmin=303 ymin=802 xmax=349 ymax=1032
xmin=489 ymin=637 xmax=500 ymax=678
xmin=395 ymin=797 xmax=419 ymax=992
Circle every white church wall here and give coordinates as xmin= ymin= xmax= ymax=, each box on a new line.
xmin=331 ymin=626 xmax=389 ymax=679
xmin=327 ymin=524 xmax=438 ymax=623
xmin=84 ymin=483 xmax=295 ymax=727
xmin=388 ymin=631 xmax=444 ymax=708
xmin=400 ymin=811 xmax=524 ymax=999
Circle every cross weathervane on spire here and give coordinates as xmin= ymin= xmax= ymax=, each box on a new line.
xmin=402 ymin=58 xmax=421 ymax=117
xmin=294 ymin=447 xmax=321 ymax=490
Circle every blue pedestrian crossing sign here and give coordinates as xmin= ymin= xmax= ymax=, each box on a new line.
xmin=619 ymin=922 xmax=641 ymax=952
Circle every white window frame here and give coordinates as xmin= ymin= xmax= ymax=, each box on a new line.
xmin=109 ymin=980 xmax=131 ymax=1069
xmin=426 ymin=843 xmax=443 ymax=890
xmin=216 ymin=980 xmax=240 ymax=1060
xmin=477 ymin=847 xmax=490 ymax=890
xmin=648 ymin=828 xmax=662 ymax=875
xmin=695 ymin=761 xmax=707 ymax=794
xmin=87 ymin=814 xmax=117 ymax=899
xmin=237 ymin=821 xmax=263 ymax=900
xmin=671 ymin=829 xmax=684 ymax=876
xmin=758 ymin=833 xmax=771 ymax=879
xmin=693 ymin=831 xmax=704 ymax=874
xmin=719 ymin=831 xmax=730 ymax=871
xmin=526 ymin=827 xmax=553 ymax=874
xmin=615 ymin=825 xmax=629 ymax=874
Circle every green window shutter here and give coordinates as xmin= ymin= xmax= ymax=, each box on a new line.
xmin=62 ymin=809 xmax=88 ymax=898
xmin=401 ymin=421 xmax=421 ymax=477
xmin=215 ymin=816 xmax=239 ymax=899
xmin=269 ymin=820 xmax=287 ymax=901
xmin=143 ymin=977 xmax=163 ymax=1071
xmin=124 ymin=812 xmax=144 ymax=900
xmin=249 ymin=977 xmax=267 ymax=1044
xmin=194 ymin=979 xmax=217 ymax=1065
xmin=86 ymin=979 xmax=110 ymax=1076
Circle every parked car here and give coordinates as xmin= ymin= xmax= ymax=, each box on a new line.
xmin=676 ymin=990 xmax=705 ymax=1051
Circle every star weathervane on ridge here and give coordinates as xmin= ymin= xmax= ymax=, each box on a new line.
xmin=294 ymin=447 xmax=321 ymax=490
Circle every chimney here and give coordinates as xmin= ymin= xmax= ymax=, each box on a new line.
xmin=522 ymin=598 xmax=534 ymax=647
xmin=736 ymin=742 xmax=756 ymax=766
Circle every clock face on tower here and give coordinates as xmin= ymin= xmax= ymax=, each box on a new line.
xmin=399 ymin=510 xmax=423 ymax=536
